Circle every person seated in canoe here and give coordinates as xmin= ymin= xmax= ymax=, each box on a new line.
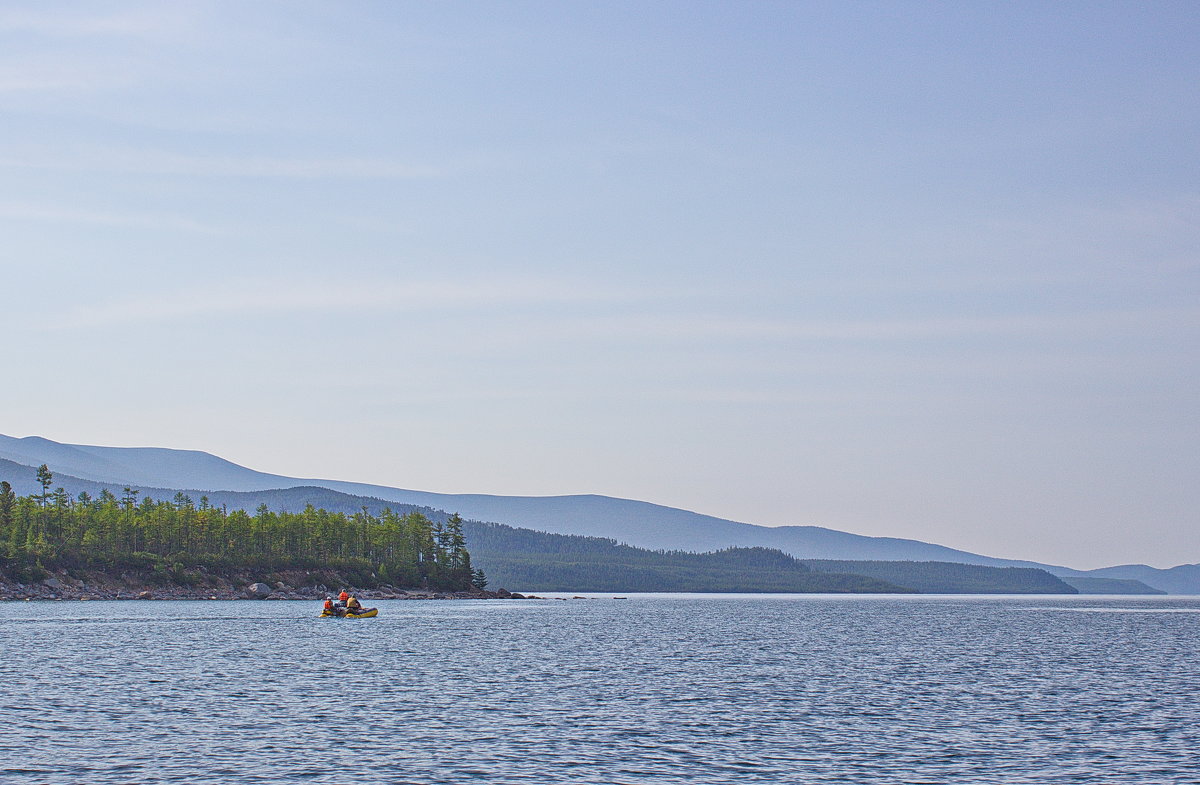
xmin=344 ymin=594 xmax=363 ymax=614
xmin=323 ymin=597 xmax=342 ymax=616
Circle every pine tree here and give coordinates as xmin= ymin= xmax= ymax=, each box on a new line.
xmin=36 ymin=464 xmax=53 ymax=508
xmin=0 ymin=481 xmax=15 ymax=529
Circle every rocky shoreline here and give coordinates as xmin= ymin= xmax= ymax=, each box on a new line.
xmin=0 ymin=568 xmax=535 ymax=602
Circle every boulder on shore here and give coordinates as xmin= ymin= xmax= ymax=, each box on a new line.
xmin=247 ymin=582 xmax=273 ymax=599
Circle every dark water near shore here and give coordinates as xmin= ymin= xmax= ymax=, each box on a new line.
xmin=1 ymin=594 xmax=1198 ymax=784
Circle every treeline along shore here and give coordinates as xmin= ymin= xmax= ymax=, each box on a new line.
xmin=0 ymin=466 xmax=504 ymax=600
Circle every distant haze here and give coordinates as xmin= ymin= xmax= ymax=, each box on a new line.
xmin=1 ymin=3 xmax=1197 ymax=569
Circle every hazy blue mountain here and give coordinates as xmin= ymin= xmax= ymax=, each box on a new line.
xmin=3 ymin=434 xmax=1197 ymax=593
xmin=0 ymin=457 xmax=453 ymax=524
xmin=0 ymin=435 xmax=1044 ymax=563
xmin=0 ymin=457 xmax=1089 ymax=595
xmin=0 ymin=435 xmax=293 ymax=491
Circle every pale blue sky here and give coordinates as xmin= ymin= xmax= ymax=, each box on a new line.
xmin=1 ymin=1 xmax=1197 ymax=568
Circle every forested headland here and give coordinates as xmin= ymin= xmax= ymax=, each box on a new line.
xmin=463 ymin=521 xmax=1084 ymax=594
xmin=462 ymin=522 xmax=911 ymax=592
xmin=0 ymin=466 xmax=482 ymax=592
xmin=800 ymin=559 xmax=1079 ymax=594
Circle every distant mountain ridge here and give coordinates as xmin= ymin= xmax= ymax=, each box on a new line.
xmin=2 ymin=434 xmax=1196 ymax=593
xmin=0 ymin=435 xmax=1053 ymax=564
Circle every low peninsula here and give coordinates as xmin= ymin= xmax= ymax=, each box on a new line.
xmin=1 ymin=470 xmax=501 ymax=601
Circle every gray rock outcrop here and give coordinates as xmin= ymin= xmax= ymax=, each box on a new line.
xmin=247 ymin=582 xmax=273 ymax=598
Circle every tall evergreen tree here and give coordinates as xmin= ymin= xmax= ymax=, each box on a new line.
xmin=35 ymin=464 xmax=53 ymax=509
xmin=0 ymin=481 xmax=14 ymax=530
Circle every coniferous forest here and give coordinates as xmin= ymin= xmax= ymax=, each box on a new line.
xmin=0 ymin=466 xmax=483 ymax=591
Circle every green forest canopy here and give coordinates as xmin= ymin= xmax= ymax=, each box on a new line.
xmin=0 ymin=466 xmax=482 ymax=591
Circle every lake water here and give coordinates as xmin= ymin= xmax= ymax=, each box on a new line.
xmin=1 ymin=594 xmax=1197 ymax=784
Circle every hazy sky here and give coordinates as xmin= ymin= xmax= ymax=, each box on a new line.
xmin=2 ymin=1 xmax=1197 ymax=569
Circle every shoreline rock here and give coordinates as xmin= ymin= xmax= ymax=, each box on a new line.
xmin=0 ymin=568 xmax=535 ymax=602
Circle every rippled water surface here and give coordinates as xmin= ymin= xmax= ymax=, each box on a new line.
xmin=2 ymin=594 xmax=1198 ymax=784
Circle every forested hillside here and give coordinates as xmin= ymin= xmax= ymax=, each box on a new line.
xmin=0 ymin=467 xmax=479 ymax=591
xmin=462 ymin=521 xmax=908 ymax=592
xmin=465 ymin=522 xmax=1086 ymax=594
xmin=0 ymin=438 xmax=1088 ymax=570
xmin=801 ymin=559 xmax=1077 ymax=594
xmin=0 ymin=462 xmax=1129 ymax=595
xmin=1059 ymin=576 xmax=1165 ymax=595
